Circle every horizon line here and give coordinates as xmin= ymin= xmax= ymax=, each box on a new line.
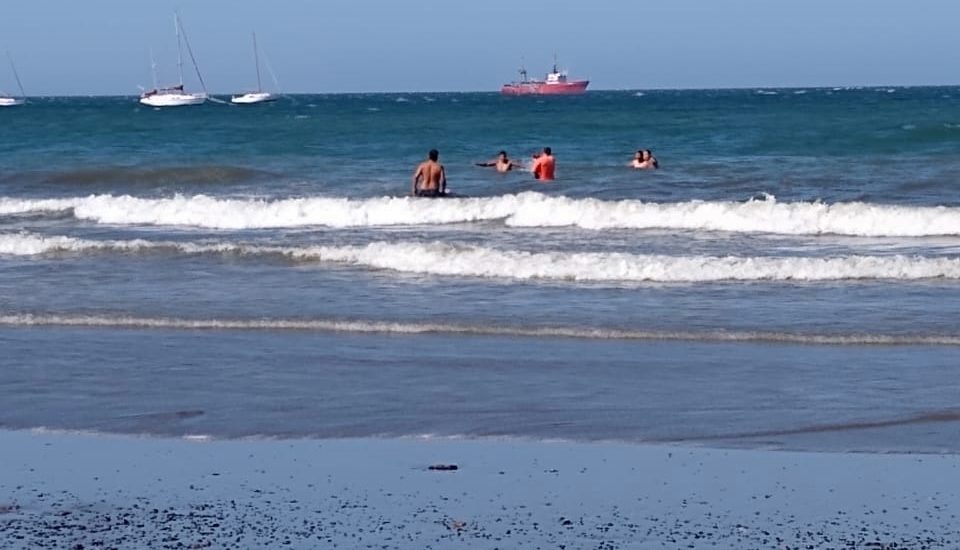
xmin=8 ymin=82 xmax=960 ymax=99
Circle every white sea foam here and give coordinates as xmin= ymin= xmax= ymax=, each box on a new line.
xmin=286 ymin=242 xmax=960 ymax=283
xmin=2 ymin=192 xmax=960 ymax=237
xmin=1 ymin=313 xmax=958 ymax=346
xmin=3 ymin=233 xmax=960 ymax=283
xmin=0 ymin=233 xmax=86 ymax=255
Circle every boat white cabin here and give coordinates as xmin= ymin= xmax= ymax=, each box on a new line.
xmin=140 ymin=87 xmax=207 ymax=107
xmin=231 ymin=91 xmax=276 ymax=104
xmin=545 ymin=69 xmax=569 ymax=84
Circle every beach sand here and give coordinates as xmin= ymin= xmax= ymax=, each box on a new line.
xmin=1 ymin=430 xmax=958 ymax=549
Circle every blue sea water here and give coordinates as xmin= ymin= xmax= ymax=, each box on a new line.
xmin=1 ymin=88 xmax=959 ymax=452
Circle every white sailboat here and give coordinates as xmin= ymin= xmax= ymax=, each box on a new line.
xmin=231 ymin=32 xmax=278 ymax=104
xmin=0 ymin=51 xmax=26 ymax=107
xmin=140 ymin=13 xmax=208 ymax=107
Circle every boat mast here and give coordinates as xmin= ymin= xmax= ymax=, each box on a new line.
xmin=6 ymin=51 xmax=26 ymax=99
xmin=253 ymin=32 xmax=262 ymax=92
xmin=260 ymin=47 xmax=283 ymax=96
xmin=175 ymin=13 xmax=184 ymax=87
xmin=149 ymin=48 xmax=159 ymax=90
xmin=176 ymin=13 xmax=209 ymax=94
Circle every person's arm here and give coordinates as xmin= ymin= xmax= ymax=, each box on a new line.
xmin=475 ymin=160 xmax=496 ymax=167
xmin=440 ymin=165 xmax=447 ymax=194
xmin=412 ymin=165 xmax=422 ymax=195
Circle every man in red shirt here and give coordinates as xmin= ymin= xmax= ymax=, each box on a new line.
xmin=531 ymin=147 xmax=555 ymax=181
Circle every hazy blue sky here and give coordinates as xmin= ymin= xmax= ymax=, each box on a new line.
xmin=2 ymin=0 xmax=959 ymax=95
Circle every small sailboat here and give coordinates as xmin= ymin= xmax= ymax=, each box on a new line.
xmin=0 ymin=51 xmax=27 ymax=107
xmin=231 ymin=32 xmax=278 ymax=104
xmin=140 ymin=13 xmax=208 ymax=107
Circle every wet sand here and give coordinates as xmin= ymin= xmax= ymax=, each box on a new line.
xmin=1 ymin=431 xmax=958 ymax=549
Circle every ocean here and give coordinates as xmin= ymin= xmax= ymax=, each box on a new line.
xmin=1 ymin=88 xmax=959 ymax=452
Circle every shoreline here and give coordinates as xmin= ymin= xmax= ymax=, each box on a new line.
xmin=2 ymin=430 xmax=958 ymax=548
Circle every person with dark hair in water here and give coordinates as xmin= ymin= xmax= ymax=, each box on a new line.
xmin=531 ymin=146 xmax=555 ymax=181
xmin=476 ymin=150 xmax=522 ymax=173
xmin=631 ymin=149 xmax=659 ymax=170
xmin=412 ymin=149 xmax=447 ymax=197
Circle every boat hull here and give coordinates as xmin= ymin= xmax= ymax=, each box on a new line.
xmin=231 ymin=92 xmax=277 ymax=104
xmin=139 ymin=93 xmax=207 ymax=107
xmin=0 ymin=97 xmax=25 ymax=107
xmin=501 ymin=80 xmax=589 ymax=96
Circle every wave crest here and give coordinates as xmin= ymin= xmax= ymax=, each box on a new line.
xmin=2 ymin=313 xmax=959 ymax=346
xmin=2 ymin=233 xmax=959 ymax=283
xmin=2 ymin=192 xmax=960 ymax=236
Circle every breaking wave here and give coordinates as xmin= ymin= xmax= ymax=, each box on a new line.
xmin=2 ymin=313 xmax=959 ymax=346
xmin=2 ymin=192 xmax=960 ymax=236
xmin=3 ymin=233 xmax=960 ymax=283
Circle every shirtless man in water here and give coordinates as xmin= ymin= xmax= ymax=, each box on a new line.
xmin=476 ymin=150 xmax=522 ymax=173
xmin=631 ymin=149 xmax=659 ymax=170
xmin=412 ymin=149 xmax=447 ymax=197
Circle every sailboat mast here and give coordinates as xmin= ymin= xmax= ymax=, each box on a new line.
xmin=175 ymin=13 xmax=184 ymax=86
xmin=6 ymin=51 xmax=26 ymax=99
xmin=253 ymin=32 xmax=262 ymax=93
xmin=260 ymin=47 xmax=283 ymax=96
xmin=177 ymin=14 xmax=209 ymax=94
xmin=149 ymin=48 xmax=158 ymax=89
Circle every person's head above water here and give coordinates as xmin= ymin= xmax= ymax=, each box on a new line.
xmin=543 ymin=147 xmax=552 ymax=156
xmin=498 ymin=150 xmax=507 ymax=159
xmin=635 ymin=150 xmax=644 ymax=160
xmin=428 ymin=149 xmax=439 ymax=161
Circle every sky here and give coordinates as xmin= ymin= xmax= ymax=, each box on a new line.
xmin=2 ymin=0 xmax=959 ymax=96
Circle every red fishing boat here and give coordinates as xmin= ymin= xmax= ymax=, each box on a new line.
xmin=501 ymin=58 xmax=589 ymax=96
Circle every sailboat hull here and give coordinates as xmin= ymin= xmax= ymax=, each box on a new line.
xmin=0 ymin=97 xmax=25 ymax=107
xmin=139 ymin=93 xmax=207 ymax=107
xmin=231 ymin=92 xmax=277 ymax=104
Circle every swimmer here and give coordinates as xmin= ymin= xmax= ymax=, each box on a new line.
xmin=531 ymin=147 xmax=556 ymax=181
xmin=631 ymin=149 xmax=659 ymax=170
xmin=412 ymin=149 xmax=447 ymax=197
xmin=475 ymin=150 xmax=522 ymax=173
